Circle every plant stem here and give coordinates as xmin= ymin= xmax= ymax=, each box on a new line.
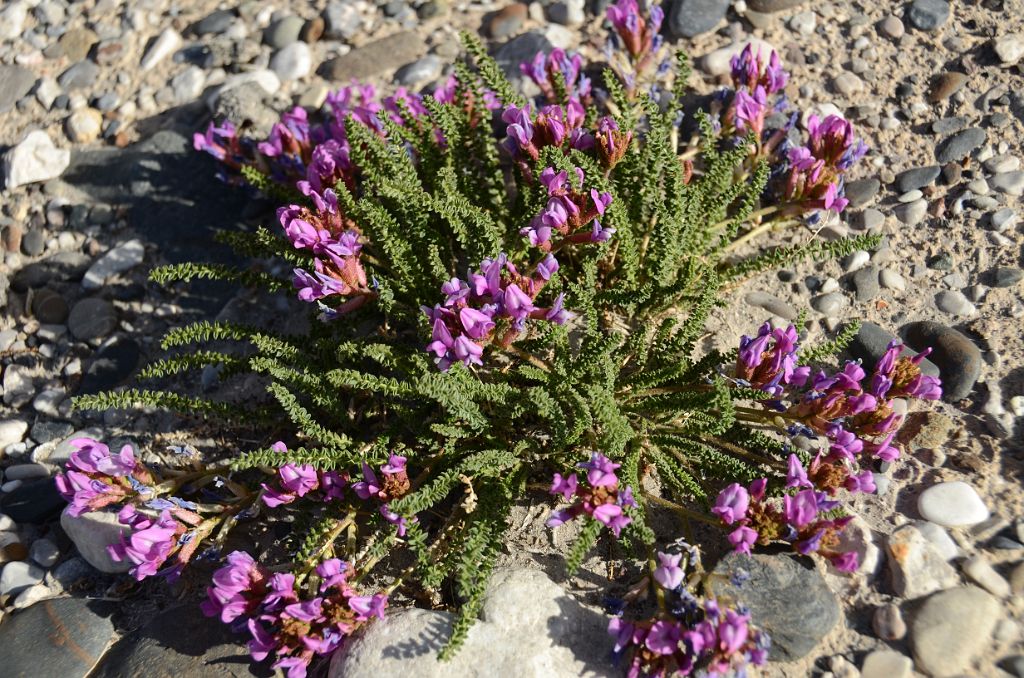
xmin=641 ymin=491 xmax=718 ymax=525
xmin=709 ymin=205 xmax=778 ymax=233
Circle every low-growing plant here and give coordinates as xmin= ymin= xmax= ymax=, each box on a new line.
xmin=63 ymin=2 xmax=939 ymax=676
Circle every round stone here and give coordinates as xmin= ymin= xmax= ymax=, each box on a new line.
xmin=911 ymin=587 xmax=1000 ymax=676
xmin=264 ymin=15 xmax=304 ymax=49
xmin=918 ymin=481 xmax=990 ymax=527
xmin=269 ymin=42 xmax=312 ymax=81
xmin=879 ymin=15 xmax=905 ymax=38
xmin=65 ymin=108 xmax=103 ymax=143
xmin=31 ymin=288 xmax=68 ymax=324
xmin=67 ymin=297 xmax=117 ymax=340
xmin=908 ymin=0 xmax=950 ymax=31
xmin=861 ymin=650 xmax=912 ymax=678
xmin=873 ymin=603 xmax=907 ymax=640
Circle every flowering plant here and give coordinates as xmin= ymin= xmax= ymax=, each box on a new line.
xmin=68 ymin=3 xmax=921 ymax=676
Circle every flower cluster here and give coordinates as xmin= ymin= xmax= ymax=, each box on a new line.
xmin=721 ymin=326 xmax=942 ymax=569
xmin=547 ymin=453 xmax=636 ymax=536
xmin=721 ymin=43 xmax=790 ymax=141
xmin=521 ymin=47 xmax=592 ymax=105
xmin=203 ymin=552 xmax=388 ymax=678
xmin=608 ymin=544 xmax=769 ymax=677
xmin=521 ymin=166 xmax=615 ymax=250
xmin=108 ymin=499 xmax=207 ymax=580
xmin=55 ymin=438 xmax=152 ymax=516
xmin=500 ymin=101 xmax=594 ymax=170
xmin=422 ymin=251 xmax=570 ymax=370
xmin=780 ymin=114 xmax=868 ymax=215
xmin=605 ymin=0 xmax=665 ymax=90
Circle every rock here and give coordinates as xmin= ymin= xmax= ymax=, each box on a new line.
xmin=264 ymin=16 xmax=304 ymax=49
xmin=990 ymin=171 xmax=1024 ymax=196
xmin=844 ymin=178 xmax=880 ymax=207
xmin=3 ymin=365 xmax=35 ymax=408
xmin=331 ymin=568 xmax=611 ymax=677
xmin=908 ymin=0 xmax=950 ymax=31
xmin=29 ymin=539 xmax=60 ymax=568
xmin=990 ymin=266 xmax=1023 ymax=288
xmin=668 ymin=0 xmax=728 ymax=39
xmin=489 ymin=3 xmax=528 ymax=39
xmin=873 ymin=603 xmax=907 ymax=640
xmin=861 ymin=650 xmax=912 ymax=678
xmin=60 ymin=509 xmax=133 ymax=574
xmin=0 ymin=598 xmax=114 ymax=676
xmin=990 ymin=208 xmax=1017 ymax=232
xmin=1002 ymin=656 xmax=1024 ymax=678
xmin=395 ymin=55 xmax=442 ymax=86
xmin=494 ymin=32 xmax=553 ymax=77
xmin=323 ymin=2 xmax=361 ymax=40
xmin=894 ymin=199 xmax=927 ymax=226
xmin=57 ymin=28 xmax=98 ymax=62
xmin=92 ymin=604 xmax=259 ymax=678
xmin=962 ymin=556 xmax=1010 ymax=598
xmin=901 ymin=321 xmax=982 ymax=401
xmin=0 ymin=65 xmax=36 ymax=114
xmin=194 ymin=9 xmax=235 ymax=35
xmin=0 ymin=419 xmax=28 ymax=448
xmin=833 ymin=514 xmax=880 ymax=576
xmin=811 ymin=291 xmax=848 ymax=316
xmin=81 ymin=239 xmax=144 ymax=290
xmin=300 ymin=17 xmax=325 ymax=42
xmin=918 ymin=481 xmax=989 ymax=527
xmin=5 ymin=464 xmax=50 ymax=481
xmin=916 ymin=521 xmax=959 ymax=560
xmin=886 ymin=524 xmax=959 ymax=600
xmin=853 ymin=265 xmax=880 ymax=302
xmin=928 ymin=72 xmax=967 ymax=103
xmin=3 ymin=131 xmax=71 ymax=190
xmin=58 ymin=60 xmax=100 ymax=91
xmin=935 ymin=290 xmax=975 ymax=317
xmin=747 ymin=0 xmax=804 ymax=11
xmin=320 ymin=31 xmax=427 ymax=81
xmin=67 ymin=298 xmax=117 ymax=341
xmin=65 ymin=108 xmax=103 ymax=144
xmin=993 ymin=35 xmax=1024 ymax=64
xmin=141 ymin=28 xmax=182 ymax=72
xmin=911 ymin=587 xmax=1000 ymax=677
xmin=744 ymin=291 xmax=797 ymax=320
xmin=13 ymin=252 xmax=91 ymax=292
xmin=548 ymin=0 xmax=585 ymax=26
xmin=833 ymin=72 xmax=864 ymax=97
xmin=879 ymin=15 xmax=905 ymax=39
xmin=21 ymin=228 xmax=45 ymax=256
xmin=170 ymin=66 xmax=205 ymax=103
xmin=880 ymin=269 xmax=906 ymax=291
xmin=79 ymin=338 xmax=141 ymax=394
xmin=270 ymin=42 xmax=312 ymax=81
xmin=0 ymin=2 xmax=27 ymax=40
xmin=0 ymin=560 xmax=45 ymax=598
xmin=935 ymin=127 xmax=985 ymax=164
xmin=711 ymin=553 xmax=839 ymax=661
xmin=896 ymin=165 xmax=941 ymax=193
xmin=702 ymin=39 xmax=778 ymax=76
xmin=0 ymin=478 xmax=66 ymax=523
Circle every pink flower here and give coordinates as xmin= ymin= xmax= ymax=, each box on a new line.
xmin=728 ymin=526 xmax=758 ymax=554
xmin=653 ymin=551 xmax=684 ymax=590
xmin=712 ymin=483 xmax=749 ymax=524
xmin=550 ymin=472 xmax=578 ymax=501
xmin=645 ymin=620 xmax=682 ymax=655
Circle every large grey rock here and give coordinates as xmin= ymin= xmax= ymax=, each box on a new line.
xmin=911 ymin=587 xmax=1000 ymax=677
xmin=319 ymin=31 xmax=427 ymax=81
xmin=885 ymin=524 xmax=959 ymax=599
xmin=917 ymin=481 xmax=989 ymax=528
xmin=0 ymin=64 xmax=36 ymax=114
xmin=901 ymin=321 xmax=982 ymax=401
xmin=331 ymin=568 xmax=614 ymax=677
xmin=3 ymin=130 xmax=71 ymax=190
xmin=668 ymin=0 xmax=729 ymax=39
xmin=81 ymin=239 xmax=144 ymax=290
xmin=712 ymin=553 xmax=840 ymax=661
xmin=0 ymin=598 xmax=115 ymax=677
xmin=935 ymin=127 xmax=985 ymax=164
xmin=60 ymin=508 xmax=133 ymax=573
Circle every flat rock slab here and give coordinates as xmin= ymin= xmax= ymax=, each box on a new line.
xmin=92 ymin=604 xmax=268 ymax=678
xmin=712 ymin=552 xmax=840 ymax=662
xmin=319 ymin=31 xmax=427 ymax=81
xmin=0 ymin=597 xmax=115 ymax=677
xmin=331 ymin=568 xmax=614 ymax=677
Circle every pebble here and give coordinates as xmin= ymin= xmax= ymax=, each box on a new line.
xmin=879 ymin=269 xmax=906 ymax=291
xmin=701 ymin=39 xmax=777 ymax=76
xmin=984 ymin=155 xmax=1020 ymax=174
xmin=902 ymin=321 xmax=982 ymax=401
xmin=3 ymin=365 xmax=35 ymax=408
xmin=908 ymin=0 xmax=950 ymax=31
xmin=0 ymin=598 xmax=115 ymax=676
xmin=873 ymin=603 xmax=907 ymax=640
xmin=879 ymin=15 xmax=905 ymax=39
xmin=0 ymin=478 xmax=65 ymax=523
xmin=914 ymin=521 xmax=958 ymax=560
xmin=65 ymin=108 xmax=103 ymax=143
xmin=936 ymin=127 xmax=986 ymax=164
xmin=141 ymin=28 xmax=182 ymax=72
xmin=668 ymin=0 xmax=729 ymax=39
xmin=270 ymin=42 xmax=312 ymax=81
xmin=911 ymin=587 xmax=1000 ymax=677
xmin=990 ymin=208 xmax=1017 ymax=232
xmin=918 ymin=481 xmax=990 ymax=527
xmin=843 ymin=249 xmax=870 ymax=272
xmin=989 ymin=171 xmax=1024 ymax=196
xmin=195 ymin=9 xmax=235 ymax=35
xmin=746 ymin=0 xmax=804 ymax=10
xmin=264 ymin=15 xmax=303 ymax=49
xmin=896 ymin=165 xmax=941 ymax=193
xmin=3 ymin=130 xmax=71 ymax=190
xmin=844 ymin=178 xmax=880 ymax=208
xmin=811 ymin=291 xmax=848 ymax=316
xmin=743 ymin=291 xmax=798 ymax=320
xmin=82 ymin=239 xmax=144 ymax=290
xmin=897 ymin=189 xmax=923 ymax=203
xmin=323 ymin=2 xmax=361 ymax=40
xmin=0 ymin=419 xmax=28 ymax=448
xmin=171 ymin=66 xmax=206 ymax=103
xmin=962 ymin=556 xmax=1010 ymax=598
xmin=935 ymin=290 xmax=976 ymax=316
xmin=547 ymin=0 xmax=585 ymax=26
xmin=319 ymin=31 xmax=427 ymax=81
xmin=993 ymin=34 xmax=1024 ymax=64
xmin=929 ymin=72 xmax=967 ymax=103
xmin=0 ymin=65 xmax=36 ymax=114
xmin=29 ymin=538 xmax=59 ymax=568
xmin=853 ymin=265 xmax=880 ymax=301
xmin=60 ymin=509 xmax=134 ymax=573
xmin=885 ymin=524 xmax=959 ymax=599
xmin=0 ymin=560 xmax=45 ymax=598
xmin=395 ymin=55 xmax=442 ymax=86
xmin=488 ymin=3 xmax=527 ymax=39
xmin=67 ymin=298 xmax=118 ymax=341
xmin=991 ymin=266 xmax=1023 ymax=287
xmin=57 ymin=60 xmax=100 ymax=91
xmin=833 ymin=514 xmax=880 ymax=575
xmin=833 ymin=72 xmax=864 ymax=97
xmin=0 ymin=2 xmax=27 ymax=41
xmin=894 ymin=199 xmax=927 ymax=226
xmin=861 ymin=650 xmax=912 ymax=678
xmin=854 ymin=208 xmax=884 ymax=232
xmin=4 ymin=464 xmax=50 ymax=481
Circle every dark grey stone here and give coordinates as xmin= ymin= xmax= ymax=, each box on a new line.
xmin=1001 ymin=655 xmax=1024 ymax=678
xmin=931 ymin=116 xmax=967 ymax=135
xmin=91 ymin=605 xmax=269 ymax=678
xmin=0 ymin=65 xmax=37 ymax=114
xmin=67 ymin=298 xmax=117 ymax=341
xmin=318 ymin=31 xmax=427 ymax=81
xmin=935 ymin=127 xmax=985 ymax=164
xmin=0 ymin=598 xmax=115 ymax=678
xmin=30 ymin=420 xmax=74 ymax=445
xmin=0 ymin=478 xmax=67 ymax=523
xmin=20 ymin=229 xmax=45 ymax=256
xmin=990 ymin=266 xmax=1023 ymax=288
xmin=847 ymin=321 xmax=940 ymax=377
xmin=901 ymin=321 xmax=982 ymax=401
xmin=57 ymin=60 xmax=100 ymax=91
xmin=494 ymin=32 xmax=553 ymax=77
xmin=908 ymin=0 xmax=950 ymax=31
xmin=195 ymin=9 xmax=235 ymax=35
xmin=895 ymin=165 xmax=941 ymax=193
xmin=12 ymin=252 xmax=92 ymax=292
xmin=843 ymin=177 xmax=880 ymax=208
xmin=712 ymin=552 xmax=840 ymax=661
xmin=746 ymin=0 xmax=804 ymax=11
xmin=79 ymin=338 xmax=140 ymax=395
xmin=852 ymin=264 xmax=880 ymax=302
xmin=32 ymin=287 xmax=69 ymax=324
xmin=668 ymin=0 xmax=729 ymax=39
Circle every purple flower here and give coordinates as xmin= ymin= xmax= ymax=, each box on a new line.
xmin=831 ymin=552 xmax=859 ymax=573
xmin=785 ymin=454 xmax=811 ymax=489
xmin=728 ymin=525 xmax=758 ymax=554
xmin=645 ymin=620 xmax=682 ymax=655
xmin=712 ymin=483 xmax=749 ymax=524
xmin=279 ymin=463 xmax=319 ymax=497
xmin=108 ymin=507 xmax=179 ymax=580
xmin=782 ymin=489 xmax=818 ymax=528
xmin=653 ymin=551 xmax=684 ymax=590
xmin=608 ymin=617 xmax=635 ymax=654
xmin=352 ymin=463 xmax=382 ymax=500
xmin=349 ymin=593 xmax=388 ymax=621
xmin=550 ymin=472 xmax=578 ymax=501
xmin=459 ymin=307 xmax=495 ymax=340
xmin=316 ymin=558 xmax=349 ymax=591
